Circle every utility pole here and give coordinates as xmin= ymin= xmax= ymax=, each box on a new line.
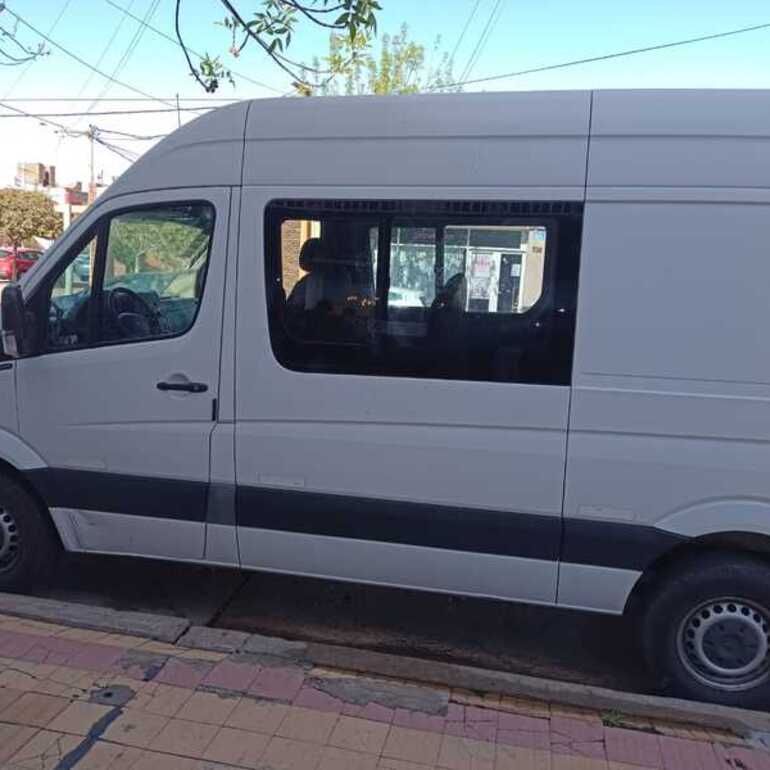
xmin=54 ymin=125 xmax=98 ymax=290
xmin=87 ymin=125 xmax=95 ymax=205
xmin=54 ymin=124 xmax=97 ymax=203
xmin=176 ymin=93 xmax=181 ymax=128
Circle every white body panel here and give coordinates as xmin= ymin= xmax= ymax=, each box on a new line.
xmin=564 ymin=91 xmax=770 ymax=594
xmin=15 ymin=187 xmax=230 ymax=560
xmin=0 ymin=426 xmax=45 ymax=470
xmin=243 ymin=91 xmax=590 ymax=197
xmin=50 ymin=508 xmax=204 ymax=558
xmin=232 ymin=93 xmax=592 ymax=602
xmin=237 ymin=528 xmax=558 ymax=605
xmin=589 ymin=90 xmax=770 ymax=192
xmin=234 ymin=178 xmax=578 ymax=604
xmin=557 ymin=563 xmax=641 ymax=614
xmin=6 ymin=89 xmax=770 ymax=617
xmin=107 ymin=102 xmax=249 ymax=197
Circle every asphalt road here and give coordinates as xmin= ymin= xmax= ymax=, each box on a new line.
xmin=36 ymin=553 xmax=650 ymax=694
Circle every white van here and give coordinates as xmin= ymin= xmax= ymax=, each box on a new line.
xmin=2 ymin=89 xmax=769 ymax=706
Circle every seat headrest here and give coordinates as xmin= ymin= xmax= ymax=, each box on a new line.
xmin=299 ymin=238 xmax=329 ymax=272
xmin=433 ymin=273 xmax=468 ymax=311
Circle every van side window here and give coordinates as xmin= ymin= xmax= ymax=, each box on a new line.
xmin=44 ymin=203 xmax=214 ymax=351
xmin=98 ymin=205 xmax=213 ymax=343
xmin=266 ymin=200 xmax=582 ymax=385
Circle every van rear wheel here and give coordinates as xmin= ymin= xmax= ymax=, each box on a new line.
xmin=0 ymin=475 xmax=58 ymax=591
xmin=643 ymin=553 xmax=770 ymax=707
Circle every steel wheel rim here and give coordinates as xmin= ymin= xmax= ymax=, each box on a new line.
xmin=677 ymin=597 xmax=770 ymax=692
xmin=0 ymin=507 xmax=20 ymax=572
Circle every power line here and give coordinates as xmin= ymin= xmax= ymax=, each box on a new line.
xmin=3 ymin=5 xmax=175 ymax=107
xmin=10 ymin=21 xmax=767 ymax=120
xmin=70 ymin=0 xmax=137 ymax=101
xmin=97 ymin=126 xmax=169 ymax=140
xmin=0 ymin=105 xmax=214 ymax=118
xmin=102 ymin=0 xmax=283 ymax=94
xmin=442 ymin=20 xmax=770 ymax=89
xmin=1 ymin=100 xmax=150 ymax=168
xmin=104 ymin=134 xmax=168 ymax=141
xmin=0 ymin=99 xmax=72 ymax=132
xmin=69 ymin=0 xmax=160 ymax=136
xmin=94 ymin=135 xmax=139 ymax=162
xmin=0 ymin=97 xmax=240 ymax=101
xmin=85 ymin=0 xmax=161 ymax=112
xmin=459 ymin=0 xmax=504 ymax=83
xmin=450 ymin=0 xmax=482 ymax=63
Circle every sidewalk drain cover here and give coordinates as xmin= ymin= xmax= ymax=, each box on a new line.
xmin=89 ymin=685 xmax=135 ymax=707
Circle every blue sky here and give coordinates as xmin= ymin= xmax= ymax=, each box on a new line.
xmin=4 ymin=0 xmax=770 ymax=185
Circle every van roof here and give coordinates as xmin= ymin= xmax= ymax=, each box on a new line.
xmin=106 ymin=89 xmax=770 ymax=199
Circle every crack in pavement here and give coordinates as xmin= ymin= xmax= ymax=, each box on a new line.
xmin=310 ymin=674 xmax=449 ymax=714
xmin=53 ymin=705 xmax=124 ymax=770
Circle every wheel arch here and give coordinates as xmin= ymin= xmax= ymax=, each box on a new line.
xmin=0 ymin=428 xmax=48 ymax=472
xmin=624 ymin=498 xmax=770 ymax=616
xmin=625 ymin=531 xmax=770 ymax=617
xmin=0 ymin=435 xmax=62 ymax=551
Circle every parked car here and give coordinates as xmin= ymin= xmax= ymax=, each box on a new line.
xmin=0 ymin=247 xmax=42 ymax=280
xmin=388 ymin=287 xmax=426 ymax=307
xmin=2 ymin=90 xmax=770 ymax=707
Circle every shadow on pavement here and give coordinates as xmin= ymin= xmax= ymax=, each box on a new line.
xmin=38 ymin=553 xmax=650 ymax=694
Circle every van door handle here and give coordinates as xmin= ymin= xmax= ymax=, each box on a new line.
xmin=157 ymin=380 xmax=208 ymax=393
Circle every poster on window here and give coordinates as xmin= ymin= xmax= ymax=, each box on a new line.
xmin=469 ymin=252 xmax=493 ymax=299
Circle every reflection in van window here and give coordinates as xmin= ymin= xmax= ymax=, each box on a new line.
xmin=46 ymin=204 xmax=214 ymax=351
xmin=100 ymin=204 xmax=213 ymax=342
xmin=49 ymin=235 xmax=98 ymax=350
xmin=389 ymin=225 xmax=546 ymax=314
xmin=266 ymin=200 xmax=581 ymax=385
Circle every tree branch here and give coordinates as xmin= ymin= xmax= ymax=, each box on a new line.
xmin=0 ymin=44 xmax=35 ymax=64
xmin=283 ymin=2 xmax=345 ymax=12
xmin=218 ymin=0 xmax=311 ymax=86
xmin=175 ymin=0 xmax=218 ymax=92
xmin=0 ymin=21 xmax=45 ymax=64
xmin=279 ymin=2 xmax=347 ymax=29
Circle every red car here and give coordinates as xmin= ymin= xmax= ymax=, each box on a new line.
xmin=0 ymin=247 xmax=43 ymax=280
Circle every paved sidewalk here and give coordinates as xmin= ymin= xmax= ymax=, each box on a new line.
xmin=0 ymin=612 xmax=765 ymax=769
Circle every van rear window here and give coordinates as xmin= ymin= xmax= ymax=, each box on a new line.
xmin=265 ymin=199 xmax=582 ymax=385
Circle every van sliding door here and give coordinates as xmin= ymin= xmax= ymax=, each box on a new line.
xmin=234 ymin=192 xmax=583 ymax=604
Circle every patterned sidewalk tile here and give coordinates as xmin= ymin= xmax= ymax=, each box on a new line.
xmin=0 ymin=611 xmax=765 ymax=770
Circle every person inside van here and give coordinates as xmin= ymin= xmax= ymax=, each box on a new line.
xmin=285 ymin=237 xmax=354 ymax=342
xmin=286 ymin=233 xmax=380 ymax=347
xmin=286 ymin=238 xmax=352 ymax=314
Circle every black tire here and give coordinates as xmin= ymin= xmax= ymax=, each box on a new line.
xmin=642 ymin=551 xmax=770 ymax=708
xmin=0 ymin=474 xmax=59 ymax=591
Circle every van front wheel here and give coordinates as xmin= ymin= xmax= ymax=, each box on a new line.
xmin=643 ymin=553 xmax=770 ymax=707
xmin=0 ymin=475 xmax=58 ymax=591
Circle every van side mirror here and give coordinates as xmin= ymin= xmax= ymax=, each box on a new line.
xmin=1 ymin=283 xmax=26 ymax=358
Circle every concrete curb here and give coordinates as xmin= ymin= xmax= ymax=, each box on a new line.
xmin=0 ymin=592 xmax=190 ymax=643
xmin=306 ymin=642 xmax=770 ymax=737
xmin=2 ymin=594 xmax=768 ymax=737
xmin=177 ymin=625 xmax=770 ymax=737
